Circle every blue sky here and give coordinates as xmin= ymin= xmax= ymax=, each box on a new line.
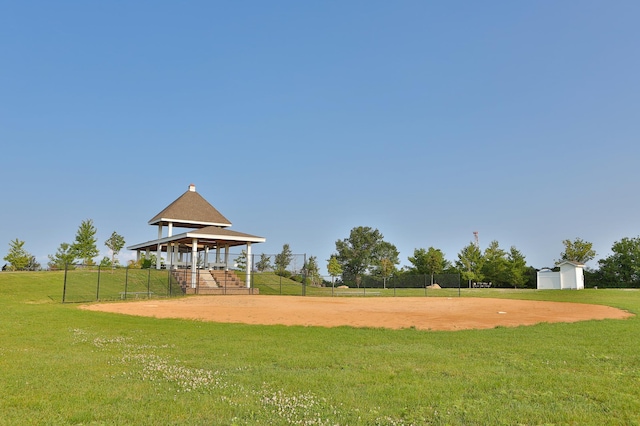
xmin=1 ymin=1 xmax=639 ymax=273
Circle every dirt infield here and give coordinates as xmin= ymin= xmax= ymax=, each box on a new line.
xmin=81 ymin=296 xmax=633 ymax=331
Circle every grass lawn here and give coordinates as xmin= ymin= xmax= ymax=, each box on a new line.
xmin=1 ymin=271 xmax=639 ymax=425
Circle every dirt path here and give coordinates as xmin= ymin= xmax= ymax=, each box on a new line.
xmin=81 ymin=296 xmax=633 ymax=331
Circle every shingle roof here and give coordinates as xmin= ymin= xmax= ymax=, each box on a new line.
xmin=148 ymin=185 xmax=232 ymax=228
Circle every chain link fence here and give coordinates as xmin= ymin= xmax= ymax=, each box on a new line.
xmin=61 ymin=264 xmax=182 ymax=303
xmin=62 ymin=253 xmax=462 ymax=302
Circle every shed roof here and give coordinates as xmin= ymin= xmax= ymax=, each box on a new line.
xmin=557 ymin=260 xmax=585 ymax=268
xmin=148 ymin=184 xmax=232 ymax=228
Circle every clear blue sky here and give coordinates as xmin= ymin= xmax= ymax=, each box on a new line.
xmin=1 ymin=1 xmax=639 ymax=272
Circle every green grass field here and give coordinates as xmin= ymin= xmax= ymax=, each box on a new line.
xmin=1 ymin=271 xmax=639 ymax=425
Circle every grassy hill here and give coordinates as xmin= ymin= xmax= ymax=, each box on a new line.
xmin=1 ymin=271 xmax=639 ymax=424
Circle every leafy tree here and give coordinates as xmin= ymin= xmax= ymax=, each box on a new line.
xmin=327 ymin=255 xmax=343 ymax=286
xmin=99 ymin=256 xmax=112 ymax=267
xmin=557 ymin=238 xmax=596 ymax=265
xmin=597 ymin=236 xmax=640 ymax=287
xmin=72 ymin=219 xmax=99 ymax=265
xmin=47 ymin=242 xmax=76 ymax=270
xmin=140 ymin=253 xmax=160 ymax=269
xmin=256 ymin=253 xmax=272 ymax=272
xmin=334 ymin=226 xmax=393 ymax=287
xmin=104 ymin=231 xmax=126 ymax=267
xmin=456 ymin=242 xmax=484 ymax=286
xmin=274 ymin=244 xmax=293 ymax=276
xmin=3 ymin=239 xmax=32 ymax=271
xmin=481 ymin=240 xmax=509 ymax=286
xmin=372 ymin=241 xmax=400 ymax=288
xmin=408 ymin=247 xmax=450 ymax=275
xmin=506 ymin=246 xmax=528 ymax=288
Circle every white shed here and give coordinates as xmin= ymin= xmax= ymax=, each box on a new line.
xmin=537 ymin=261 xmax=585 ymax=290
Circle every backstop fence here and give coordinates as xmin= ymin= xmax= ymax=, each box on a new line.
xmin=252 ymin=271 xmax=461 ymax=297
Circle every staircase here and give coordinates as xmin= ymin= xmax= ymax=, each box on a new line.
xmin=198 ymin=270 xmax=259 ymax=295
xmin=171 ymin=269 xmax=258 ymax=295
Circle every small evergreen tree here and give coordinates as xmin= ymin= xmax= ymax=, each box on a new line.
xmin=72 ymin=219 xmax=99 ymax=266
xmin=3 ymin=239 xmax=32 ymax=271
xmin=304 ymin=255 xmax=322 ymax=286
xmin=256 ymin=253 xmax=272 ymax=272
xmin=47 ymin=242 xmax=76 ymax=270
xmin=235 ymin=250 xmax=247 ymax=271
xmin=507 ymin=246 xmax=528 ymax=288
xmin=274 ymin=244 xmax=293 ymax=277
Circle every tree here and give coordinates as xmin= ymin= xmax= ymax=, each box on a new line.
xmin=304 ymin=255 xmax=322 ymax=286
xmin=104 ymin=231 xmax=126 ymax=267
xmin=72 ymin=219 xmax=99 ymax=265
xmin=407 ymin=247 xmax=449 ymax=275
xmin=455 ymin=242 xmax=484 ymax=286
xmin=255 ymin=253 xmax=272 ymax=272
xmin=372 ymin=241 xmax=400 ymax=288
xmin=327 ymin=255 xmax=343 ymax=286
xmin=3 ymin=239 xmax=32 ymax=271
xmin=47 ymin=242 xmax=76 ymax=270
xmin=334 ymin=226 xmax=393 ymax=287
xmin=557 ymin=238 xmax=596 ymax=265
xmin=597 ymin=236 xmax=640 ymax=287
xmin=26 ymin=256 xmax=41 ymax=271
xmin=481 ymin=240 xmax=509 ymax=286
xmin=139 ymin=253 xmax=159 ymax=269
xmin=506 ymin=246 xmax=528 ymax=288
xmin=235 ymin=250 xmax=247 ymax=271
xmin=274 ymin=244 xmax=293 ymax=277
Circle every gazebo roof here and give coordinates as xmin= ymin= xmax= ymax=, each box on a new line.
xmin=148 ymin=184 xmax=232 ymax=229
xmin=127 ymin=226 xmax=265 ymax=252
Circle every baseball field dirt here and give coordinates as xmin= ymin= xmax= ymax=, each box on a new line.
xmin=82 ymin=295 xmax=632 ymax=331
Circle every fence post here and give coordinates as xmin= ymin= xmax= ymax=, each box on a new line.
xmin=147 ymin=268 xmax=151 ymax=298
xmin=124 ymin=266 xmax=128 ymax=300
xmin=302 ymin=254 xmax=307 ymax=296
xmin=62 ymin=263 xmax=68 ymax=303
xmin=96 ymin=264 xmax=101 ymax=301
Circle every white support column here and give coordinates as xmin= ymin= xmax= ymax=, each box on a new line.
xmin=245 ymin=242 xmax=252 ymax=288
xmin=156 ymin=225 xmax=163 ymax=270
xmin=216 ymin=247 xmax=221 ymax=268
xmin=166 ymin=242 xmax=173 ymax=268
xmin=156 ymin=243 xmax=162 ymax=270
xmin=191 ymin=239 xmax=198 ymax=288
xmin=204 ymin=247 xmax=209 ymax=269
xmin=168 ymin=222 xmax=173 ymax=237
xmin=173 ymin=244 xmax=179 ymax=269
xmin=224 ymin=245 xmax=230 ymax=271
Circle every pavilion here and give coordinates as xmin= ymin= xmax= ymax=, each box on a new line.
xmin=127 ymin=184 xmax=266 ymax=289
